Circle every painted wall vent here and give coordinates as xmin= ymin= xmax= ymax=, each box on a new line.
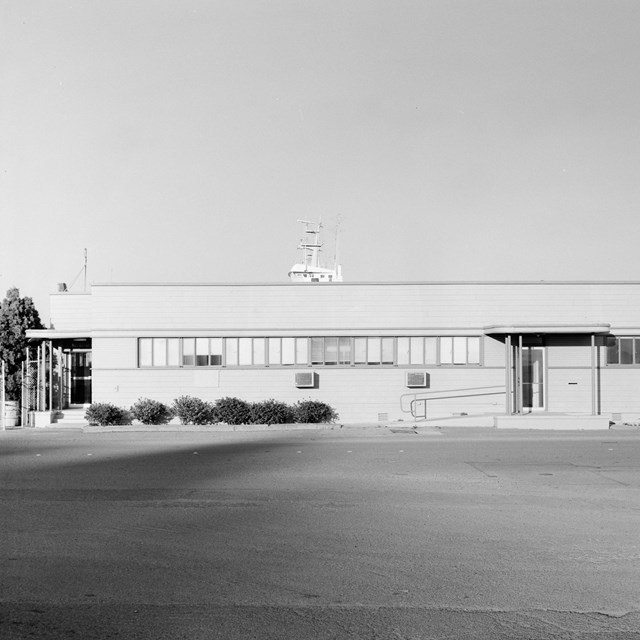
xmin=295 ymin=371 xmax=316 ymax=388
xmin=406 ymin=372 xmax=430 ymax=388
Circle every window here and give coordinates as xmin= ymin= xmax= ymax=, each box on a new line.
xmin=607 ymin=337 xmax=640 ymax=365
xmin=226 ymin=338 xmax=238 ymax=366
xmin=296 ymin=338 xmax=309 ymax=364
xmin=182 ymin=339 xmax=195 ymax=366
xmin=138 ymin=335 xmax=482 ymax=367
xmin=381 ymin=338 xmax=394 ymax=365
xmin=167 ymin=339 xmax=180 ymax=366
xmin=440 ymin=337 xmax=481 ymax=365
xmin=238 ymin=338 xmax=252 ymax=365
xmin=410 ymin=337 xmax=424 ymax=364
xmin=338 ymin=337 xmax=351 ymax=364
xmin=311 ymin=337 xmax=324 ymax=365
xmin=253 ymin=338 xmax=265 ymax=366
xmin=139 ymin=338 xmax=152 ymax=367
xmin=268 ymin=337 xmax=281 ymax=365
xmin=210 ymin=338 xmax=223 ymax=366
xmin=324 ymin=337 xmax=338 ymax=365
xmin=282 ymin=338 xmax=296 ymax=365
xmin=196 ymin=338 xmax=209 ymax=366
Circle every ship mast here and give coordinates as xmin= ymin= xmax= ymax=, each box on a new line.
xmin=296 ymin=219 xmax=323 ymax=270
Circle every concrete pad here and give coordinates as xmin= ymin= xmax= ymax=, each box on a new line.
xmin=494 ymin=414 xmax=611 ymax=430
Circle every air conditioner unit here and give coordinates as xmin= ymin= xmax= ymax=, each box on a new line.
xmin=295 ymin=371 xmax=316 ymax=388
xmin=406 ymin=371 xmax=429 ymax=388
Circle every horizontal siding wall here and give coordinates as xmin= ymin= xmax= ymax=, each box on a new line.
xmin=547 ymin=369 xmax=593 ymax=413
xmin=600 ymin=369 xmax=640 ymax=415
xmin=483 ymin=336 xmax=506 ymax=367
xmin=85 ymin=282 xmax=640 ymax=333
xmin=50 ymin=294 xmax=92 ymax=330
xmin=92 ymin=366 xmax=507 ymax=424
xmin=93 ymin=338 xmax=137 ymax=369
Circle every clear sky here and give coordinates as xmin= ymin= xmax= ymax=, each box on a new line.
xmin=2 ymin=0 xmax=640 ymax=322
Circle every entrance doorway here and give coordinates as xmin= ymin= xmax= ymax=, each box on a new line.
xmin=522 ymin=346 xmax=545 ymax=411
xmin=69 ymin=351 xmax=92 ymax=406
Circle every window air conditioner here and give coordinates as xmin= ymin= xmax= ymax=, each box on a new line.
xmin=295 ymin=371 xmax=316 ymax=388
xmin=406 ymin=372 xmax=429 ymax=388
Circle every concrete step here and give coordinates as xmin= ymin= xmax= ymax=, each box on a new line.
xmin=54 ymin=410 xmax=88 ymax=425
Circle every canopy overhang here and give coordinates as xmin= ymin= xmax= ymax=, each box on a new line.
xmin=483 ymin=323 xmax=611 ymax=335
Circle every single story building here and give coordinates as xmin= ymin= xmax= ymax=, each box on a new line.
xmin=25 ymin=280 xmax=640 ymax=426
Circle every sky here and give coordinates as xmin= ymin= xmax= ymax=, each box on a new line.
xmin=2 ymin=0 xmax=640 ymax=322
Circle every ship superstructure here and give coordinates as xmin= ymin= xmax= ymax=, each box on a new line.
xmin=288 ymin=220 xmax=343 ymax=283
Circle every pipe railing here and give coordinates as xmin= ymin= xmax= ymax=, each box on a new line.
xmin=400 ymin=385 xmax=507 ymax=421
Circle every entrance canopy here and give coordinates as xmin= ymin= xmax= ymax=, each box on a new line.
xmin=483 ymin=323 xmax=611 ymax=335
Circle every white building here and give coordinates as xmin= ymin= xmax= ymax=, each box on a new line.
xmin=25 ymin=280 xmax=640 ymax=427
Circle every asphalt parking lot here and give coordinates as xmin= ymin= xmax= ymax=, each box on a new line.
xmin=1 ymin=426 xmax=639 ymax=639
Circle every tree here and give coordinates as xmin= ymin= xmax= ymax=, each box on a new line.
xmin=0 ymin=288 xmax=44 ymax=401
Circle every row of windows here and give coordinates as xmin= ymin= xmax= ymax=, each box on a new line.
xmin=138 ymin=336 xmax=482 ymax=368
xmin=607 ymin=337 xmax=640 ymax=365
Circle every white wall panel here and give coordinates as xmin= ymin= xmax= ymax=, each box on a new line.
xmin=50 ymin=294 xmax=91 ymax=330
xmin=92 ymin=366 xmax=506 ymax=424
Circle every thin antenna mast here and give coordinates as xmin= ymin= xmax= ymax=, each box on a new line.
xmin=83 ymin=248 xmax=87 ymax=293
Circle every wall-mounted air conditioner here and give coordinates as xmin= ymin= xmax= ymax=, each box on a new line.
xmin=406 ymin=371 xmax=430 ymax=388
xmin=295 ymin=371 xmax=316 ymax=388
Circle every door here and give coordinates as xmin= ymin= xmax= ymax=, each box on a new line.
xmin=70 ymin=351 xmax=92 ymax=405
xmin=522 ymin=346 xmax=545 ymax=411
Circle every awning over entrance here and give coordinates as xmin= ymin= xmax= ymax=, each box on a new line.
xmin=27 ymin=329 xmax=91 ymax=340
xmin=483 ymin=323 xmax=610 ymax=335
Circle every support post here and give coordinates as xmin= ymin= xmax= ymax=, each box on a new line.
xmin=591 ymin=334 xmax=596 ymax=416
xmin=57 ymin=346 xmax=63 ymax=410
xmin=22 ymin=352 xmax=27 ymax=427
xmin=518 ymin=335 xmax=524 ymax=414
xmin=36 ymin=344 xmax=40 ymax=413
xmin=505 ymin=335 xmax=512 ymax=415
xmin=48 ymin=341 xmax=53 ymax=412
xmin=41 ymin=343 xmax=46 ymax=412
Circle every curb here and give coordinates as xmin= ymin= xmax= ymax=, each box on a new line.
xmin=82 ymin=423 xmax=341 ymax=433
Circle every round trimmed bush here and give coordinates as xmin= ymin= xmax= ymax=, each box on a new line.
xmin=215 ymin=397 xmax=252 ymax=425
xmin=85 ymin=402 xmax=132 ymax=426
xmin=172 ymin=396 xmax=218 ymax=425
xmin=130 ymin=398 xmax=173 ymax=425
xmin=293 ymin=400 xmax=338 ymax=424
xmin=250 ymin=399 xmax=295 ymax=425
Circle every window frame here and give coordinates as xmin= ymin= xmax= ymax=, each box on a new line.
xmin=606 ymin=336 xmax=640 ymax=366
xmin=137 ymin=336 xmax=483 ymax=368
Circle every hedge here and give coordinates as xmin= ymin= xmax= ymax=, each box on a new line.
xmin=84 ymin=397 xmax=338 ymax=426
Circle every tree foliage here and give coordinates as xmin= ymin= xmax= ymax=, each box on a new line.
xmin=0 ymin=288 xmax=44 ymax=400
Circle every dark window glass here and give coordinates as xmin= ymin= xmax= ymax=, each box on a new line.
xmin=310 ymin=338 xmax=323 ymax=365
xmin=620 ymin=338 xmax=633 ymax=365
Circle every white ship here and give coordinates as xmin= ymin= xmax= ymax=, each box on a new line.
xmin=288 ymin=220 xmax=343 ymax=283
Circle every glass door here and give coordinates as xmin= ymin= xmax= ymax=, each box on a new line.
xmin=522 ymin=346 xmax=545 ymax=411
xmin=70 ymin=351 xmax=92 ymax=406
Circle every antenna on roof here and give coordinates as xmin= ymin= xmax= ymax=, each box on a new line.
xmin=66 ymin=249 xmax=88 ymax=292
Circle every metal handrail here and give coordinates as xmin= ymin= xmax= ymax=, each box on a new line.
xmin=400 ymin=385 xmax=506 ymax=421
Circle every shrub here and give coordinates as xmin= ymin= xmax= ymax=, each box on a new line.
xmin=293 ymin=400 xmax=338 ymax=424
xmin=130 ymin=398 xmax=173 ymax=425
xmin=215 ymin=397 xmax=252 ymax=425
xmin=172 ymin=396 xmax=218 ymax=425
xmin=85 ymin=402 xmax=132 ymax=426
xmin=250 ymin=399 xmax=295 ymax=425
